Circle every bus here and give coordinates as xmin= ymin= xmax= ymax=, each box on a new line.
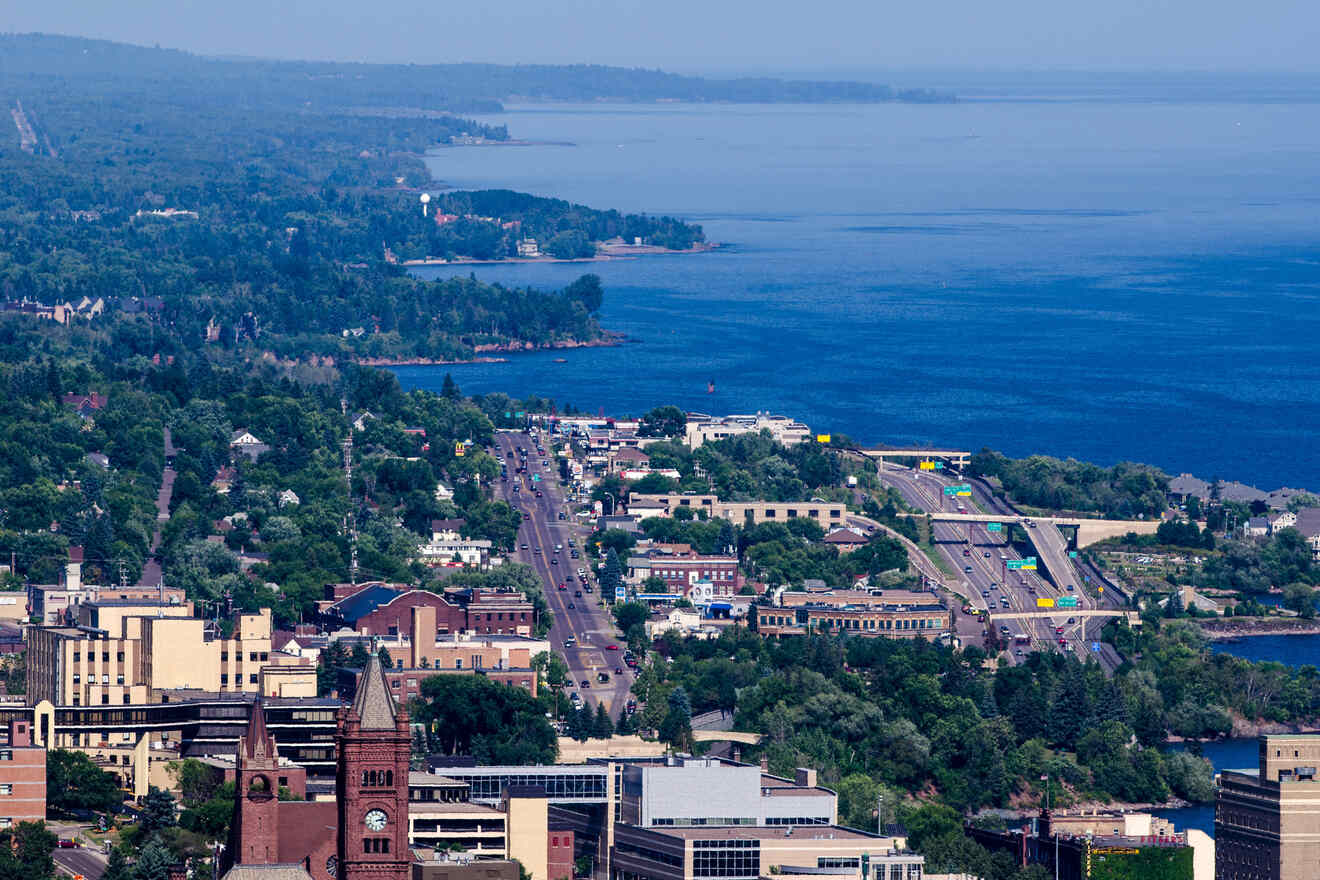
xmin=1013 ymin=634 xmax=1032 ymax=646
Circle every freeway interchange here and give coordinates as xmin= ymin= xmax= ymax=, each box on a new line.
xmin=876 ymin=463 xmax=1125 ymax=670
xmin=492 ymin=431 xmax=636 ymax=719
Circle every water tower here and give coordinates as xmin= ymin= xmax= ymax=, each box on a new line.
xmin=420 ymin=192 xmax=431 ymax=217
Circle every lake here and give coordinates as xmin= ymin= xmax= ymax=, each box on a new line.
xmin=401 ymin=73 xmax=1320 ymax=490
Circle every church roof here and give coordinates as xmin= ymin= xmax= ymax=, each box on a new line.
xmin=242 ymin=700 xmax=276 ymax=760
xmin=221 ymin=866 xmax=315 ymax=880
xmin=352 ymin=655 xmax=399 ymax=729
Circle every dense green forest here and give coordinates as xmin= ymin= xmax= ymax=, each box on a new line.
xmin=970 ymin=450 xmax=1169 ymax=518
xmin=0 ymin=34 xmax=710 ymax=360
xmin=0 ymin=34 xmax=951 ymax=108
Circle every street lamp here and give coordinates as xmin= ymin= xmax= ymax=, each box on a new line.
xmin=602 ymin=491 xmax=616 ymax=516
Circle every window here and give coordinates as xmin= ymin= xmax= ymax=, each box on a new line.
xmin=122 ymin=695 xmax=131 ymax=704
xmin=221 ymin=674 xmax=229 ymax=685
xmin=0 ymin=819 xmax=10 ymax=829
xmin=117 ymin=652 xmax=124 ymax=662
xmin=101 ymin=652 xmax=109 ymax=662
xmin=0 ymin=784 xmax=12 ymax=795
xmin=101 ymin=695 xmax=110 ymax=705
xmin=73 ymin=652 xmax=81 ymax=662
xmin=73 ymin=674 xmax=80 ymax=684
xmin=249 ymin=652 xmax=258 ymax=662
xmin=248 ymin=674 xmax=258 ymax=684
xmin=692 ymin=839 xmax=759 ymax=878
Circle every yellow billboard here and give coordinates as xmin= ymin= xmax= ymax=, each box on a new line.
xmin=1036 ymin=597 xmax=1055 ymax=608
xmin=454 ymin=442 xmax=465 ymax=457
xmin=816 ymin=434 xmax=832 ymax=444
xmin=919 ymin=461 xmax=935 ymax=470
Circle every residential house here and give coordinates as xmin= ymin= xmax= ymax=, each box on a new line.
xmin=229 ymin=429 xmax=270 ymax=461
xmin=822 ymin=528 xmax=868 ymax=553
xmin=61 ymin=392 xmax=108 ymax=419
xmin=1292 ymin=508 xmax=1320 ymax=560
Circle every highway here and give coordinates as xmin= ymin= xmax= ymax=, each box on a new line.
xmin=491 ymin=431 xmax=635 ymax=720
xmin=877 ymin=463 xmax=1118 ymax=668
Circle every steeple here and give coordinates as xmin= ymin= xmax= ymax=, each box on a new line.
xmin=350 ymin=655 xmax=398 ymax=730
xmin=241 ymin=699 xmax=276 ymax=760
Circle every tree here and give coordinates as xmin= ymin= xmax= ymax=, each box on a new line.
xmin=378 ymin=645 xmax=394 ymax=669
xmin=612 ymin=601 xmax=650 ymax=633
xmin=658 ymin=686 xmax=693 ymax=751
xmin=593 ymin=703 xmax=615 ymax=739
xmin=0 ymin=821 xmax=57 ymax=880
xmin=441 ymin=373 xmax=461 ymax=400
xmin=133 ymin=836 xmax=175 ymax=880
xmin=532 ymin=651 xmax=569 ymax=691
xmin=413 ymin=674 xmax=557 ymax=764
xmin=599 ymin=548 xmax=624 ymax=596
xmin=100 ymin=848 xmax=132 ymax=880
xmin=835 ymin=773 xmax=880 ymax=830
xmin=140 ymin=786 xmax=177 ymax=834
xmin=170 ymin=759 xmax=219 ymax=808
xmin=1283 ymin=582 xmax=1317 ymax=619
xmin=638 ymin=406 xmax=687 ymax=439
xmin=46 ymin=749 xmax=122 ymax=814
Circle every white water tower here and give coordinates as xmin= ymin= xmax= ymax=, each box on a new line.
xmin=420 ymin=192 xmax=431 ymax=217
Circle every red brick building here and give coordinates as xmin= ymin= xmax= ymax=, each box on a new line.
xmin=354 ymin=591 xmax=467 ymax=639
xmin=547 ymin=830 xmax=575 ymax=880
xmin=0 ymin=719 xmax=46 ymax=825
xmin=223 ymin=657 xmax=412 ymax=880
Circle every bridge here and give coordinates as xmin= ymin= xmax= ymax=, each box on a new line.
xmin=915 ymin=511 xmax=1159 ymax=548
xmin=987 ymin=609 xmax=1135 ymax=622
xmin=692 ymin=730 xmax=764 ymax=745
xmin=857 ymin=448 xmax=971 ymax=469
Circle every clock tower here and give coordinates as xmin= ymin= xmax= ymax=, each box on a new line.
xmin=337 ymin=656 xmax=411 ymax=880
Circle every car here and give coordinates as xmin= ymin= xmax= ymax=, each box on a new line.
xmin=583 ymin=585 xmax=593 ymax=593
xmin=962 ymin=548 xmax=971 ymax=557
xmin=520 ymin=543 xmax=529 ymax=550
xmin=581 ymin=680 xmax=591 ymax=689
xmin=597 ymin=672 xmax=610 ymax=683
xmin=564 ymin=638 xmax=576 ymax=649
xmin=615 ymin=666 xmax=624 ymax=674
xmin=558 ymin=512 xmax=566 ymax=520
xmin=1067 ymin=617 xmax=1076 ymax=625
xmin=551 ymin=558 xmax=558 ymax=565
xmin=57 ymin=840 xmax=78 ymax=849
xmin=557 ymin=584 xmax=567 ymax=591
xmin=536 ymin=491 xmax=543 ymax=498
xmin=983 ymin=551 xmax=992 ymax=558
xmin=963 ymin=566 xmax=973 ymax=573
xmin=999 ymin=625 xmax=1010 ymax=633
xmin=534 ymin=548 xmax=542 ymax=555
xmin=1014 ymin=649 xmax=1024 ymax=656
xmin=1066 ymin=584 xmax=1075 ymax=591
xmin=574 ymin=590 xmax=583 ymax=597
xmin=570 ymin=551 xmax=580 ymax=558
xmin=570 ymin=691 xmax=580 ymax=702
xmin=980 ymin=590 xmax=989 ymax=598
xmin=569 ymin=540 xmax=577 ymax=547
xmin=1055 ymin=626 xmax=1065 ymax=634
xmin=567 ymin=602 xmax=575 ymax=609
xmin=605 ymin=644 xmax=619 ymax=651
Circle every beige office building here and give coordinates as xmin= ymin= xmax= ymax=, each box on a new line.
xmin=1216 ymin=734 xmax=1320 ymax=879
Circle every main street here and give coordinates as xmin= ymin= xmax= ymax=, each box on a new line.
xmin=491 ymin=431 xmax=635 ymax=718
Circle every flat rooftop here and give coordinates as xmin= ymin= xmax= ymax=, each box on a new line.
xmin=653 ymin=826 xmax=879 ymax=841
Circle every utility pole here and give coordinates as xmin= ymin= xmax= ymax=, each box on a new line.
xmin=343 ymin=431 xmax=358 ymax=585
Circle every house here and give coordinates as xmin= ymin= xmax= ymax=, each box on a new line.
xmin=278 ymin=489 xmax=301 ymax=507
xmin=1168 ymin=473 xmax=1211 ymax=503
xmin=1267 ymin=486 xmax=1315 ymax=511
xmin=1244 ymin=516 xmax=1270 ymax=537
xmin=434 ymin=482 xmax=455 ymax=502
xmin=86 ymin=452 xmax=110 ymax=469
xmin=61 ymin=392 xmax=108 ymax=418
xmin=430 ymin=519 xmax=467 ymax=542
xmin=1272 ymin=510 xmax=1299 ymax=531
xmin=822 ymin=528 xmax=868 ymax=553
xmin=230 ymin=429 xmax=271 ymax=461
xmin=351 ymin=411 xmax=376 ymax=431
xmin=1216 ymin=480 xmax=1268 ymax=504
xmin=609 ymin=446 xmax=651 ymax=475
xmin=1292 ymin=508 xmax=1320 ymax=560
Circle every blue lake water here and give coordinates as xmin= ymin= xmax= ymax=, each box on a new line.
xmin=1210 ymin=634 xmax=1320 ymax=667
xmin=401 ymin=74 xmax=1320 ymax=490
xmin=1153 ymin=737 xmax=1260 ymax=838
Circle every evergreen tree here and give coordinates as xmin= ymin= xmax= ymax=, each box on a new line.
xmin=140 ymin=786 xmax=177 ymax=834
xmin=1046 ymin=667 xmax=1090 ymax=750
xmin=101 ymin=848 xmax=132 ymax=880
xmin=133 ymin=836 xmax=175 ymax=880
xmin=378 ymin=645 xmax=393 ymax=669
xmin=601 ymin=548 xmax=623 ymax=595
xmin=593 ymin=703 xmax=614 ymax=739
xmin=976 ymin=683 xmax=999 ymax=719
xmin=658 ymin=686 xmax=693 ymax=751
xmin=441 ymin=373 xmax=461 ymax=400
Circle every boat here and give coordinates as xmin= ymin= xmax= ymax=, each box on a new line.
xmin=553 ymin=357 xmax=567 ymax=363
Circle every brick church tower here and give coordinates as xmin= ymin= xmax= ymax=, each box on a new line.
xmin=230 ymin=701 xmax=281 ymax=865
xmin=336 ymin=656 xmax=411 ymax=880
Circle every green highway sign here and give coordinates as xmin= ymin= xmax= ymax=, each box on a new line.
xmin=935 ymin=462 xmax=945 ymax=469
xmin=1007 ymin=560 xmax=1024 ymax=571
xmin=1068 ymin=551 xmax=1078 ymax=558
xmin=987 ymin=522 xmax=1003 ymax=532
xmin=943 ymin=484 xmax=972 ymax=496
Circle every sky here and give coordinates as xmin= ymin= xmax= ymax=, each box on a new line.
xmin=3 ymin=0 xmax=1318 ymax=74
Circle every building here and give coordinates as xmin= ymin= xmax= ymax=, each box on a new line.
xmin=26 ymin=607 xmax=316 ymax=706
xmin=0 ymin=719 xmax=46 ymax=826
xmin=683 ymin=413 xmax=811 ymax=449
xmin=231 ymin=430 xmax=272 ymax=461
xmin=626 ymin=551 xmax=742 ymax=599
xmin=618 ymin=759 xmax=836 ymax=828
xmin=1290 ymin=508 xmax=1320 ymax=561
xmin=629 ymin=494 xmax=847 ymax=529
xmin=969 ymin=812 xmax=1197 ymax=880
xmin=758 ymin=591 xmax=950 ymax=640
xmin=610 ymin=824 xmax=918 ymax=880
xmin=27 ymin=549 xmax=189 ymax=626
xmin=1216 ymin=734 xmax=1320 ymax=880
xmin=822 ymin=529 xmax=868 ymax=553
xmin=222 ymin=656 xmax=413 ymax=880
xmin=323 ymin=586 xmax=534 ymax=638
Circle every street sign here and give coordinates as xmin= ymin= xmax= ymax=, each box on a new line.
xmin=1057 ymin=596 xmax=1079 ymax=608
xmin=943 ymin=484 xmax=972 ymax=496
xmin=1068 ymin=550 xmax=1078 ymax=558
xmin=987 ymin=522 xmax=1003 ymax=532
xmin=935 ymin=462 xmax=945 ymax=470
xmin=532 ymin=474 xmax=541 ymax=482
xmin=615 ymin=587 xmax=626 ymax=601
xmin=1036 ymin=597 xmax=1055 ymax=608
xmin=1007 ymin=560 xmax=1024 ymax=571
xmin=919 ymin=461 xmax=935 ymax=471
xmin=1092 ymin=642 xmax=1101 ymax=653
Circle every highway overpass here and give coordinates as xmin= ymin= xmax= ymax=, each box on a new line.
xmin=916 ymin=511 xmax=1160 ymax=548
xmin=857 ymin=448 xmax=971 ymax=469
xmin=988 ymin=609 xmax=1136 ymax=623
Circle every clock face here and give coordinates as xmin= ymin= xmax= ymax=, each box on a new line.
xmin=364 ymin=809 xmax=388 ymax=832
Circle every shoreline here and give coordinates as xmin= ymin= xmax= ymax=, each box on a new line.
xmin=402 ymin=241 xmax=719 ymax=267
xmin=359 ymin=335 xmax=628 ymax=367
xmin=1199 ymin=619 xmax=1320 ymax=640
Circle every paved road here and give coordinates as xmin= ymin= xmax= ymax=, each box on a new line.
xmin=137 ymin=426 xmax=176 ymax=587
xmin=878 ymin=464 xmax=1113 ymax=667
xmin=53 ymin=845 xmax=107 ymax=880
xmin=491 ymin=431 xmax=635 ymax=719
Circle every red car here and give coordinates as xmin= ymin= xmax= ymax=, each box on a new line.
xmin=605 ymin=644 xmax=619 ymax=651
xmin=557 ymin=584 xmax=567 ymax=591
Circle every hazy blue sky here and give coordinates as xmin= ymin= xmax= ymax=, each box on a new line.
xmin=4 ymin=0 xmax=1317 ymax=73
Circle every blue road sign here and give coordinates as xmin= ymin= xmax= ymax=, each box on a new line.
xmin=615 ymin=587 xmax=627 ymax=601
xmin=1092 ymin=642 xmax=1101 ymax=653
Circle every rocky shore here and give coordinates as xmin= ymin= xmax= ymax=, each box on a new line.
xmin=1198 ymin=618 xmax=1320 ymax=639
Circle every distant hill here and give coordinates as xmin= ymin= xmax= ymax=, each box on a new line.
xmin=0 ymin=32 xmax=953 ymax=110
